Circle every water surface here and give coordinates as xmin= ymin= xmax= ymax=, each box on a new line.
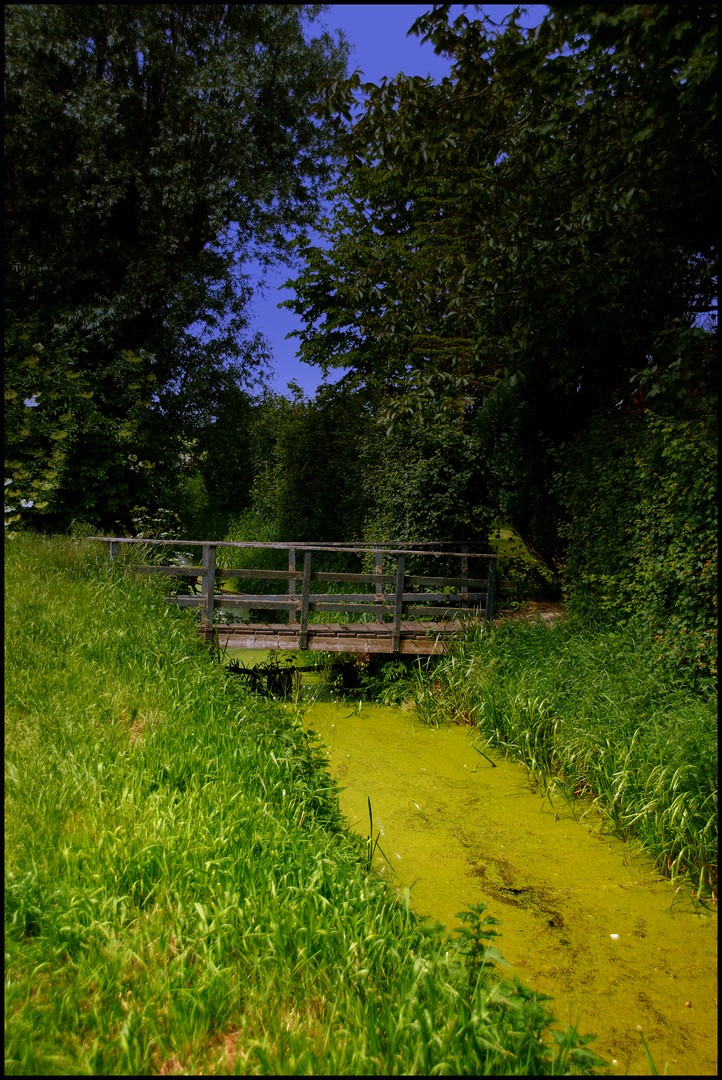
xmin=305 ymin=699 xmax=717 ymax=1076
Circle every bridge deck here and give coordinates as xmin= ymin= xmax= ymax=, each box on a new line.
xmin=210 ymin=620 xmax=476 ymax=655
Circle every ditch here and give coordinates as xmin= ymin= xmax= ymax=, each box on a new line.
xmin=225 ymin=649 xmax=718 ymax=1076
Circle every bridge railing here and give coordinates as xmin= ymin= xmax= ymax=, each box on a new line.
xmin=90 ymin=539 xmax=503 ymax=653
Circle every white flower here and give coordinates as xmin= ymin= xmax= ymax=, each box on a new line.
xmin=4 ymin=479 xmax=12 ymax=487
xmin=20 ymin=499 xmax=34 ymax=508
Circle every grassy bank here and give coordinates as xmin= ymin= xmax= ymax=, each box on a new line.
xmin=4 ymin=534 xmax=603 ymax=1075
xmin=407 ymin=618 xmax=717 ymax=900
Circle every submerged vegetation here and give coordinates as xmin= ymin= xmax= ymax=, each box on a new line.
xmin=5 ymin=534 xmax=606 ymax=1075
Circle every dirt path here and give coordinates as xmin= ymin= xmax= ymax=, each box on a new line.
xmin=494 ymin=599 xmax=566 ymax=626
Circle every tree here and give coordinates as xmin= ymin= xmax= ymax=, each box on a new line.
xmin=249 ymin=384 xmax=369 ymax=544
xmin=359 ymin=421 xmax=493 ymax=549
xmin=4 ymin=3 xmax=347 ymax=531
xmin=284 ymin=4 xmax=717 ymax=566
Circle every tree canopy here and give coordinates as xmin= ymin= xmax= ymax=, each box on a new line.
xmin=283 ymin=3 xmax=717 ymax=564
xmin=288 ymin=3 xmax=716 ymax=415
xmin=5 ymin=3 xmax=347 ymax=530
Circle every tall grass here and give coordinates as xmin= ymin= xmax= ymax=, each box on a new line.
xmin=5 ymin=534 xmax=603 ymax=1075
xmin=414 ymin=618 xmax=717 ymax=899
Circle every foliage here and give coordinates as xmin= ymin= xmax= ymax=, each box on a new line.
xmin=238 ymin=382 xmax=495 ymax=556
xmin=192 ymin=379 xmax=258 ymax=518
xmin=557 ymin=361 xmax=717 ymax=689
xmin=360 ymin=420 xmax=493 ymax=548
xmin=353 ymin=657 xmax=430 ymax=707
xmin=471 ymin=382 xmax=568 ymax=575
xmin=249 ymin=385 xmax=370 ymax=545
xmin=286 ymin=3 xmax=717 ymax=563
xmin=4 ymin=3 xmax=347 ymax=530
xmin=4 ymin=533 xmax=604 ymax=1074
xmin=4 ymin=316 xmax=166 ymax=532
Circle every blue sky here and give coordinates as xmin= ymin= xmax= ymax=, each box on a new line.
xmin=250 ymin=4 xmax=546 ymax=397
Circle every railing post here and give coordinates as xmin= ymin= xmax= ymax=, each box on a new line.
xmin=110 ymin=540 xmax=119 ymax=560
xmin=288 ymin=546 xmax=297 ymax=624
xmin=201 ymin=543 xmax=216 ymax=637
xmin=375 ymin=544 xmax=384 ymax=623
xmin=298 ymin=550 xmax=312 ymax=651
xmin=391 ymin=554 xmax=405 ymax=653
xmin=485 ymin=557 xmax=496 ymax=623
xmin=460 ymin=543 xmax=469 ymax=611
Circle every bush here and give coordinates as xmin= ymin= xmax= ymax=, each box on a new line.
xmin=556 ymin=405 xmax=717 ymax=691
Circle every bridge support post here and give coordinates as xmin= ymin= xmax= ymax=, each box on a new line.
xmin=485 ymin=557 xmax=497 ymax=622
xmin=392 ymin=555 xmax=405 ymax=652
xmin=298 ymin=550 xmax=312 ymax=650
xmin=375 ymin=545 xmax=384 ymax=623
xmin=201 ymin=543 xmax=216 ymax=641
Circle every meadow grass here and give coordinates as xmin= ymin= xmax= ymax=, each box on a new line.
xmin=412 ymin=618 xmax=717 ymax=900
xmin=4 ymin=533 xmax=604 ymax=1075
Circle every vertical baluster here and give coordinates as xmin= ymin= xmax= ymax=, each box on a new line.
xmin=375 ymin=544 xmax=384 ymax=623
xmin=288 ymin=546 xmax=297 ymax=624
xmin=392 ymin=554 xmax=405 ymax=653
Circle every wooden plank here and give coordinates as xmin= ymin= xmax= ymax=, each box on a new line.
xmin=392 ymin=555 xmax=405 ymax=652
xmin=140 ymin=564 xmax=488 ymax=588
xmin=211 ymin=596 xmax=300 ymax=609
xmin=403 ymin=605 xmax=486 ymax=617
xmin=213 ymin=620 xmax=473 ymax=639
xmin=288 ymin=547 xmax=297 ymax=624
xmin=219 ymin=567 xmax=300 ymax=581
xmin=375 ymin=546 xmax=384 ymax=624
xmin=299 ymin=551 xmax=312 ymax=650
xmin=133 ymin=565 xmax=203 ymax=576
xmin=168 ymin=595 xmax=205 ymax=607
xmin=91 ymin=536 xmax=504 ymax=559
xmin=202 ymin=544 xmax=216 ymax=630
xmin=208 ymin=591 xmax=485 ymax=607
xmin=215 ymin=628 xmax=451 ymax=655
xmin=395 ymin=591 xmax=486 ymax=604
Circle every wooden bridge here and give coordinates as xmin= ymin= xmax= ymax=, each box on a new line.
xmin=93 ymin=539 xmax=502 ymax=655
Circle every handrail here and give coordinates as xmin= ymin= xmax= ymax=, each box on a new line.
xmin=89 ymin=537 xmax=503 ymax=559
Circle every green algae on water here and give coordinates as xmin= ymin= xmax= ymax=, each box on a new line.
xmin=306 ymin=699 xmax=718 ymax=1077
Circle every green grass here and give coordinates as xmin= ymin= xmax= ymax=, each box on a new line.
xmin=411 ymin=618 xmax=717 ymax=900
xmin=5 ymin=533 xmax=604 ymax=1075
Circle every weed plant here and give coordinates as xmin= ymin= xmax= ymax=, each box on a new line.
xmin=5 ymin=533 xmax=604 ymax=1075
xmin=416 ymin=618 xmax=717 ymax=899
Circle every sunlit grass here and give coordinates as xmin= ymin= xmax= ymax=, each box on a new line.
xmin=5 ymin=533 xmax=604 ymax=1075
